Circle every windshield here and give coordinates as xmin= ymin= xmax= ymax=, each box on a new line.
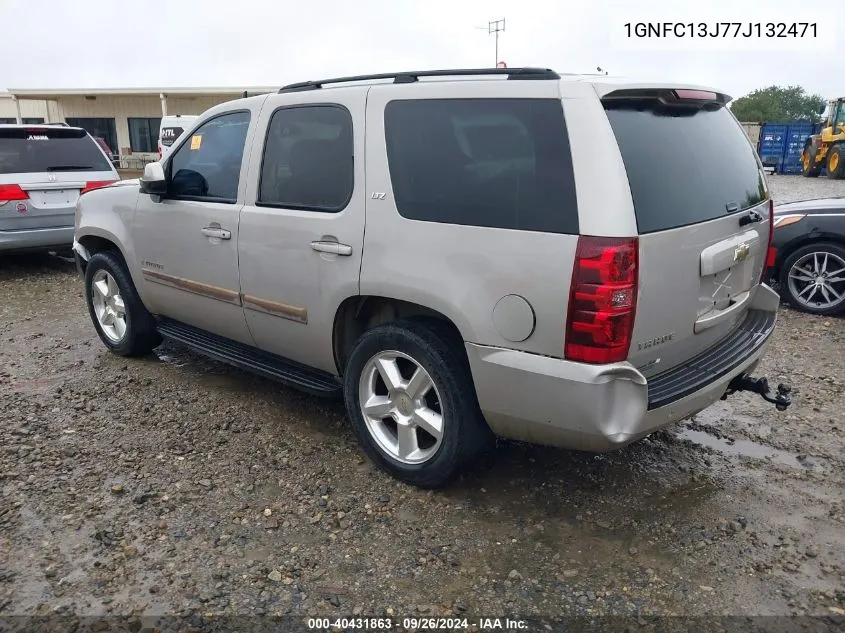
xmin=0 ymin=127 xmax=112 ymax=175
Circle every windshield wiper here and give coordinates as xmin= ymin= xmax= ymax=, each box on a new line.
xmin=46 ymin=165 xmax=93 ymax=171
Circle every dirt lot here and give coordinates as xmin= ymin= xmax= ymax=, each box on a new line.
xmin=1 ymin=176 xmax=844 ymax=629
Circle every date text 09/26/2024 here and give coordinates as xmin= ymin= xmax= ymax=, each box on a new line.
xmin=307 ymin=617 xmax=528 ymax=630
xmin=624 ymin=22 xmax=817 ymax=38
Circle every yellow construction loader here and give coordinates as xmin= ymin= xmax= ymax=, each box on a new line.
xmin=802 ymin=97 xmax=845 ymax=178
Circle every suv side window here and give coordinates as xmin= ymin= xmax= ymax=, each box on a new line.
xmin=258 ymin=105 xmax=353 ymax=212
xmin=168 ymin=110 xmax=250 ymax=203
xmin=384 ymin=98 xmax=578 ymax=234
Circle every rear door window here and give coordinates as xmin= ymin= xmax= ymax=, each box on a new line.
xmin=603 ymin=99 xmax=768 ymax=234
xmin=258 ymin=104 xmax=354 ymax=212
xmin=383 ymin=98 xmax=578 ymax=234
xmin=0 ymin=127 xmax=112 ymax=174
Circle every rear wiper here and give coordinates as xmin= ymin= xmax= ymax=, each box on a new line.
xmin=45 ymin=165 xmax=93 ymax=171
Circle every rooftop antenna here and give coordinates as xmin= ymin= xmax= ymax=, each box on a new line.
xmin=488 ymin=19 xmax=505 ymax=68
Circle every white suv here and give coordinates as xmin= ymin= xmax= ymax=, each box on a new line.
xmin=74 ymin=68 xmax=790 ymax=487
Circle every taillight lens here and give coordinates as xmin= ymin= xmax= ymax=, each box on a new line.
xmin=764 ymin=198 xmax=776 ymax=274
xmin=0 ymin=184 xmax=29 ymax=202
xmin=565 ymin=236 xmax=639 ymax=364
xmin=81 ymin=180 xmax=117 ymax=195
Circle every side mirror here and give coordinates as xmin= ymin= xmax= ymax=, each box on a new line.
xmin=139 ymin=162 xmax=167 ymax=195
xmin=819 ymin=103 xmax=827 ymax=115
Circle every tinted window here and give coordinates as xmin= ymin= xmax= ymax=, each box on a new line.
xmin=128 ymin=117 xmax=161 ymax=153
xmin=604 ymin=100 xmax=767 ymax=234
xmin=0 ymin=127 xmax=112 ymax=175
xmin=258 ymin=105 xmax=353 ymax=212
xmin=168 ymin=111 xmax=250 ymax=202
xmin=383 ymin=98 xmax=578 ymax=234
xmin=65 ymin=118 xmax=117 ymax=157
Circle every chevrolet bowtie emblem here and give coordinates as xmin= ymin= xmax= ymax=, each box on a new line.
xmin=733 ymin=243 xmax=751 ymax=263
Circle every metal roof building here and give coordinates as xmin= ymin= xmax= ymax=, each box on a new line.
xmin=0 ymin=86 xmax=275 ymax=168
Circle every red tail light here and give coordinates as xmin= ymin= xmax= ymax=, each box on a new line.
xmin=0 ymin=184 xmax=29 ymax=201
xmin=764 ymin=198 xmax=776 ymax=272
xmin=565 ymin=236 xmax=639 ymax=364
xmin=81 ymin=180 xmax=117 ymax=195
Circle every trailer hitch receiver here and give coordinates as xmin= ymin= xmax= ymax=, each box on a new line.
xmin=721 ymin=375 xmax=792 ymax=411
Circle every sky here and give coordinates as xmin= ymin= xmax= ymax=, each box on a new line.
xmin=0 ymin=0 xmax=840 ymax=101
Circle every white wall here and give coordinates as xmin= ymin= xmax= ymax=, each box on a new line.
xmin=1 ymin=93 xmax=240 ymax=162
xmin=0 ymin=95 xmax=52 ymax=121
xmin=52 ymin=95 xmax=235 ymax=158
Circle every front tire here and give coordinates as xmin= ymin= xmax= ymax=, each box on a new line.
xmin=84 ymin=250 xmax=161 ymax=356
xmin=826 ymin=145 xmax=844 ymax=179
xmin=801 ymin=147 xmax=821 ymax=177
xmin=778 ymin=242 xmax=845 ymax=316
xmin=343 ymin=319 xmax=492 ymax=488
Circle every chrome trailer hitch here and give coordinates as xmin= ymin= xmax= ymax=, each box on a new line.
xmin=721 ymin=375 xmax=792 ymax=411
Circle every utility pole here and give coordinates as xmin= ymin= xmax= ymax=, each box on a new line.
xmin=488 ymin=18 xmax=505 ymax=67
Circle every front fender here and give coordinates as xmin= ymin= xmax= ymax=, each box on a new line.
xmin=74 ymin=184 xmax=145 ymax=296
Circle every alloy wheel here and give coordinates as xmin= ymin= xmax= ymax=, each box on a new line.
xmin=787 ymin=251 xmax=845 ymax=311
xmin=91 ymin=270 xmax=128 ymax=342
xmin=358 ymin=350 xmax=444 ymax=465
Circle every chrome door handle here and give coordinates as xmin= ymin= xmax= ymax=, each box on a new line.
xmin=310 ymin=241 xmax=352 ymax=256
xmin=202 ymin=226 xmax=231 ymax=240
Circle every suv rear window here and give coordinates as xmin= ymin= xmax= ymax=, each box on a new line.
xmin=603 ymin=98 xmax=767 ymax=234
xmin=0 ymin=127 xmax=112 ymax=175
xmin=384 ymin=98 xmax=578 ymax=234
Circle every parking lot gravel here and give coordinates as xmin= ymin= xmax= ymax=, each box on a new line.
xmin=1 ymin=176 xmax=844 ymax=628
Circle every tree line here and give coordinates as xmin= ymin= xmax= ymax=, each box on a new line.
xmin=729 ymin=86 xmax=827 ymax=123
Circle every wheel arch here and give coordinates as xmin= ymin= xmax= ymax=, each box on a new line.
xmin=75 ymin=226 xmax=145 ymax=299
xmin=332 ymin=296 xmax=466 ymax=376
xmin=774 ymin=232 xmax=845 ymax=277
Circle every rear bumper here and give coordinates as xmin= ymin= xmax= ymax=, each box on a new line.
xmin=466 ymin=283 xmax=781 ymax=452
xmin=0 ymin=226 xmax=74 ymax=253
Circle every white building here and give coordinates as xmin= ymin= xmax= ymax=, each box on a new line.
xmin=0 ymin=86 xmax=275 ymax=168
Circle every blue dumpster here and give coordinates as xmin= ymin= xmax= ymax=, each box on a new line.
xmin=758 ymin=122 xmax=817 ymax=174
xmin=758 ymin=123 xmax=788 ymax=172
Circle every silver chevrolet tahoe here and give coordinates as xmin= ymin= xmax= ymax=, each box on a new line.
xmin=73 ymin=67 xmax=791 ymax=488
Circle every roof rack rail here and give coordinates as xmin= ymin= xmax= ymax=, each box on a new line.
xmin=278 ymin=67 xmax=560 ymax=93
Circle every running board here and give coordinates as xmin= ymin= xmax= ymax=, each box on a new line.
xmin=155 ymin=318 xmax=342 ymax=398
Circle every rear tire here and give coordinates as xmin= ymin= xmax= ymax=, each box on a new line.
xmin=801 ymin=146 xmax=821 ymax=177
xmin=826 ymin=145 xmax=844 ymax=179
xmin=343 ymin=319 xmax=493 ymax=489
xmin=84 ymin=251 xmax=161 ymax=356
xmin=778 ymin=242 xmax=845 ymax=316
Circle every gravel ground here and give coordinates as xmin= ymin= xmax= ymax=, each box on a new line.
xmin=1 ymin=176 xmax=844 ymax=629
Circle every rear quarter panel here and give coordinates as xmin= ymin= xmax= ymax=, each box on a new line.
xmin=772 ymin=204 xmax=845 ymax=274
xmin=361 ymin=80 xmax=581 ymax=356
